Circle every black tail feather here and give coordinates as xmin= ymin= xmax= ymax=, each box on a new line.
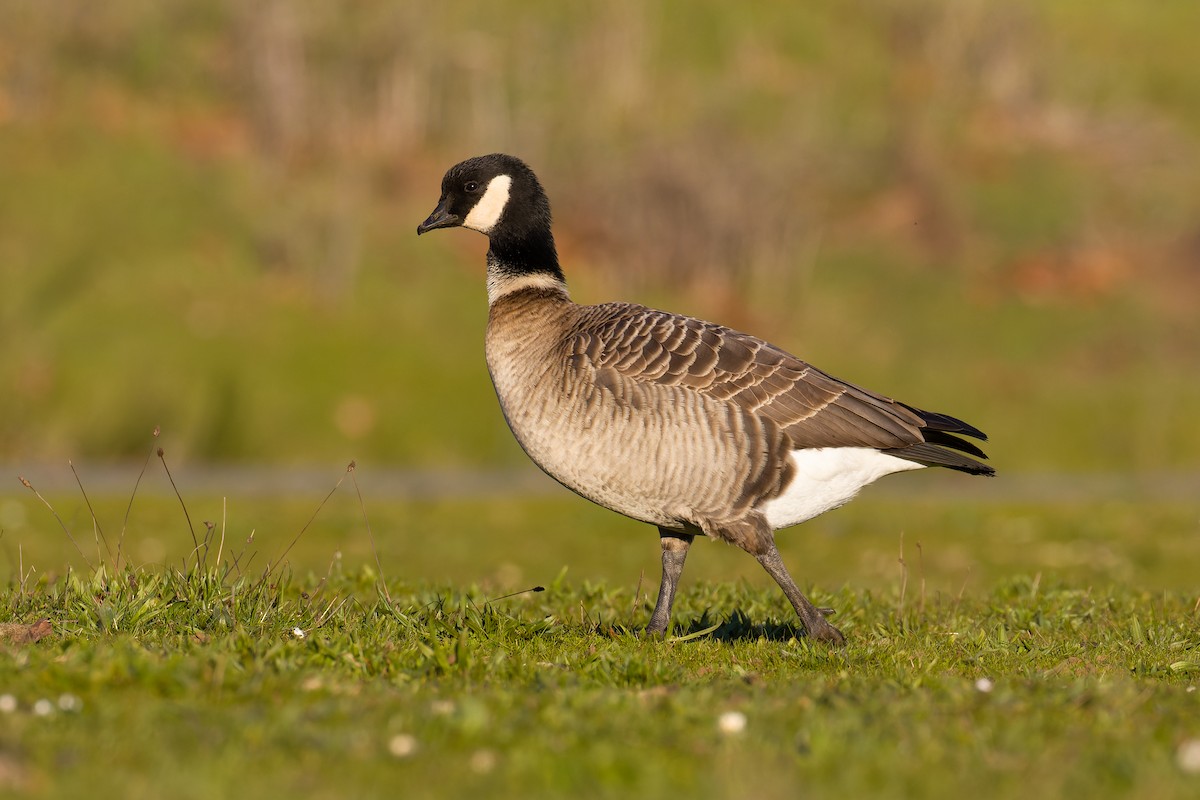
xmin=884 ymin=443 xmax=995 ymax=476
xmin=889 ymin=403 xmax=995 ymax=476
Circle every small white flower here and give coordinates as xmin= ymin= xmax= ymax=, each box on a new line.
xmin=717 ymin=710 xmax=747 ymax=736
xmin=57 ymin=694 xmax=82 ymax=712
xmin=975 ymin=677 xmax=995 ymax=693
xmin=0 ymin=694 xmax=16 ymax=714
xmin=32 ymin=699 xmax=53 ymax=717
xmin=469 ymin=748 xmax=497 ymax=774
xmin=429 ymin=699 xmax=455 ymax=716
xmin=1187 ymin=686 xmax=1196 ymax=693
xmin=388 ymin=734 xmax=418 ymax=758
xmin=1177 ymin=739 xmax=1200 ymax=774
xmin=292 ymin=627 xmax=306 ymax=639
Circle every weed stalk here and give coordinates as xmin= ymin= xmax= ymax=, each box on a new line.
xmin=19 ymin=475 xmax=94 ymax=570
xmin=157 ymin=447 xmax=199 ymax=566
xmin=117 ymin=425 xmax=160 ymax=573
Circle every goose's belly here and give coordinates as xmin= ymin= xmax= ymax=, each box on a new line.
xmin=487 ymin=361 xmax=736 ymax=529
xmin=483 ymin=340 xmax=922 ymax=535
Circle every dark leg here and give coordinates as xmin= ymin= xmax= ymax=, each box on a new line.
xmin=646 ymin=528 xmax=694 ymax=635
xmin=755 ymin=541 xmax=845 ymax=646
xmin=714 ymin=515 xmax=845 ymax=645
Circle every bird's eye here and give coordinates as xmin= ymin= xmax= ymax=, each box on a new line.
xmin=464 ymin=181 xmax=480 ymax=193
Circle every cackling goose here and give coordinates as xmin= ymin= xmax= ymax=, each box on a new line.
xmin=417 ymin=153 xmax=994 ymax=645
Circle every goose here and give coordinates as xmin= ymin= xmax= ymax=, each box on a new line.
xmin=417 ymin=153 xmax=994 ymax=644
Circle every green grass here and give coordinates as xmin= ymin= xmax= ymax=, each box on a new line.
xmin=2 ymin=480 xmax=1199 ymax=799
xmin=2 ymin=562 xmax=1199 ymax=799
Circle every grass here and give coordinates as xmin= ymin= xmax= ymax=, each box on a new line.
xmin=2 ymin=467 xmax=1199 ymax=799
xmin=2 ymin=563 xmax=1199 ymax=799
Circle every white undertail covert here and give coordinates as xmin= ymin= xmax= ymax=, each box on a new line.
xmin=759 ymin=447 xmax=924 ymax=530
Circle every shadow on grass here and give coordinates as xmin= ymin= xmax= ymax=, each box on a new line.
xmin=677 ymin=609 xmax=808 ymax=642
xmin=593 ymin=609 xmax=809 ymax=643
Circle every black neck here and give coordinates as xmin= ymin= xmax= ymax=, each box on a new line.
xmin=487 ymin=226 xmax=565 ymax=283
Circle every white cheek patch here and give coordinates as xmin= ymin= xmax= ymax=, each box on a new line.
xmin=463 ymin=174 xmax=512 ymax=233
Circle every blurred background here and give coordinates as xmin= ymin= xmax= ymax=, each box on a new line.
xmin=1 ymin=1 xmax=1197 ymax=586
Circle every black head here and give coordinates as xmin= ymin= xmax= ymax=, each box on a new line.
xmin=417 ymin=154 xmax=560 ymax=279
xmin=416 ymin=153 xmax=551 ymax=239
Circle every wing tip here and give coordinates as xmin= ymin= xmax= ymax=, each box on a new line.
xmin=900 ymin=403 xmax=989 ymax=442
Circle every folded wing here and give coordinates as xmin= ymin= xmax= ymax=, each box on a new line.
xmin=568 ymin=304 xmax=994 ymax=475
